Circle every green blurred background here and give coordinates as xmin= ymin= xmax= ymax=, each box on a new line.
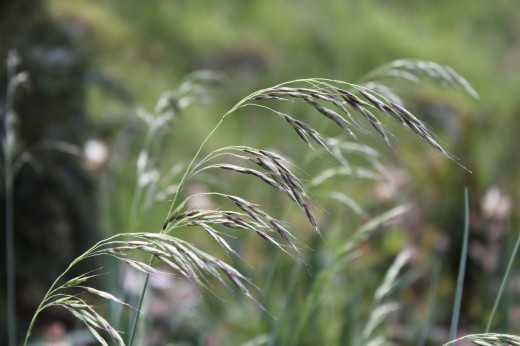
xmin=2 ymin=0 xmax=520 ymax=345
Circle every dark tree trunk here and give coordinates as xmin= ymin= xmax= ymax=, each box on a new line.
xmin=1 ymin=0 xmax=101 ymax=342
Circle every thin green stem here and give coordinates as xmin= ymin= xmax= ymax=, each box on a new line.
xmin=5 ymin=147 xmax=15 ymax=346
xmin=127 ymin=271 xmax=150 ymax=345
xmin=485 ymin=230 xmax=520 ymax=332
xmin=128 ymin=129 xmax=153 ymax=231
xmin=127 ymin=118 xmax=227 ymax=344
xmin=128 ymin=185 xmax=145 ymax=230
xmin=127 ymin=86 xmax=274 ymax=346
xmin=4 ymin=62 xmax=18 ymax=346
xmin=418 ymin=263 xmax=441 ymax=346
xmin=449 ymin=188 xmax=469 ymax=343
xmin=127 ymin=114 xmax=228 ymax=346
xmin=126 ymin=111 xmax=175 ymax=344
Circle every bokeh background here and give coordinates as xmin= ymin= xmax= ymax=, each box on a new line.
xmin=1 ymin=0 xmax=520 ymax=345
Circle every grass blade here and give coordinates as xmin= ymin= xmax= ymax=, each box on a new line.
xmin=449 ymin=188 xmax=470 ymax=343
xmin=443 ymin=333 xmax=520 ymax=346
xmin=485 ymin=230 xmax=520 ymax=332
xmin=417 ymin=263 xmax=441 ymax=346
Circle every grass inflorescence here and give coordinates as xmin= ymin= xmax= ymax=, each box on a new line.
xmin=16 ymin=59 xmax=488 ymax=345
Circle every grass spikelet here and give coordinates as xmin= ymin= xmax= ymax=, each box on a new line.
xmin=194 ymin=221 xmax=239 ymax=256
xmin=61 ymin=271 xmax=103 ymax=289
xmin=194 ymin=148 xmax=321 ymax=238
xmin=443 ymin=333 xmax=520 ymax=346
xmin=62 ymin=302 xmax=125 ymax=346
xmin=123 ymin=259 xmax=161 ymax=274
xmin=362 ymin=59 xmax=479 ymax=99
xmin=86 ymin=324 xmax=110 ymax=346
xmin=82 ymin=287 xmax=134 ymax=309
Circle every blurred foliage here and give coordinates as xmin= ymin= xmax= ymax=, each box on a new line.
xmin=4 ymin=0 xmax=520 ymax=344
xmin=45 ymin=0 xmax=520 ymax=184
xmin=1 ymin=1 xmax=101 ymax=343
